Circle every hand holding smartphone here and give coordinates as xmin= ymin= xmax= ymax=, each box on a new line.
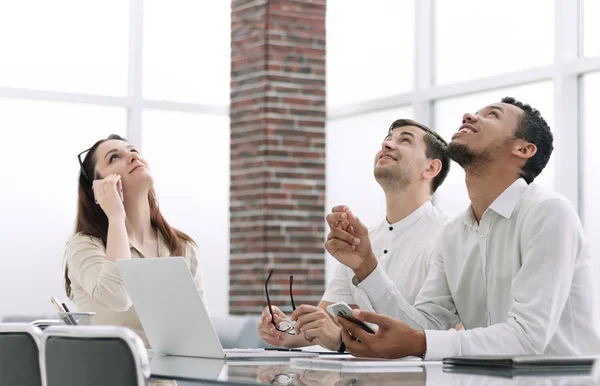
xmin=92 ymin=174 xmax=126 ymax=221
xmin=326 ymin=302 xmax=377 ymax=334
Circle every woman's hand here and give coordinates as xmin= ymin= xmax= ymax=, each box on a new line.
xmin=93 ymin=174 xmax=125 ymax=221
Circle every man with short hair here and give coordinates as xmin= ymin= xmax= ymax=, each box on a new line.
xmin=257 ymin=119 xmax=452 ymax=351
xmin=328 ymin=97 xmax=600 ymax=359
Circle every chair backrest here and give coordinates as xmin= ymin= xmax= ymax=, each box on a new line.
xmin=0 ymin=323 xmax=43 ymax=386
xmin=41 ymin=325 xmax=150 ymax=386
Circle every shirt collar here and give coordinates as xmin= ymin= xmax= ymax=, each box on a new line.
xmin=488 ymin=178 xmax=528 ymax=219
xmin=385 ymin=201 xmax=433 ymax=231
xmin=461 ymin=178 xmax=528 ymax=227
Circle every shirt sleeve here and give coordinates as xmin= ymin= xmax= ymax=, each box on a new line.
xmin=358 ymin=246 xmax=460 ymax=331
xmin=65 ymin=234 xmax=132 ymax=312
xmin=187 ymin=242 xmax=209 ymax=313
xmin=425 ymin=199 xmax=584 ymax=360
xmin=321 ymin=260 xmax=357 ymax=305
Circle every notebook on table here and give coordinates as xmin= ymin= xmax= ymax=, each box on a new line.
xmin=443 ymin=365 xmax=593 ymax=379
xmin=442 ymin=355 xmax=597 ymax=369
xmin=442 ymin=356 xmax=597 ymax=379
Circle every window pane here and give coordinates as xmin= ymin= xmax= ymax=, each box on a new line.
xmin=0 ymin=1 xmax=129 ymax=95
xmin=584 ymin=0 xmax=600 ymax=58
xmin=327 ymin=0 xmax=414 ymax=107
xmin=0 ymin=99 xmax=125 ymax=318
xmin=433 ymin=82 xmax=554 ymax=216
xmin=144 ymin=0 xmax=231 ymax=105
xmin=435 ymin=0 xmax=553 ymax=85
xmin=326 ymin=106 xmax=414 ymax=283
xmin=582 ymin=72 xmax=600 ymax=283
xmin=143 ymin=111 xmax=230 ymax=316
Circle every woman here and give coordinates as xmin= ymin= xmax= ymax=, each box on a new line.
xmin=64 ymin=134 xmax=206 ymax=347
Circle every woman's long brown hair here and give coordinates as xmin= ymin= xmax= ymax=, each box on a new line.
xmin=65 ymin=134 xmax=195 ymax=298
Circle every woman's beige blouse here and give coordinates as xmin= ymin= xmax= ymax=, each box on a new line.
xmin=65 ymin=232 xmax=207 ymax=347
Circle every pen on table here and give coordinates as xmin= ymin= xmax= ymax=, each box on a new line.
xmin=265 ymin=348 xmax=348 ymax=355
xmin=61 ymin=302 xmax=78 ymax=326
xmin=264 ymin=348 xmax=303 ymax=352
xmin=49 ymin=296 xmax=75 ymax=325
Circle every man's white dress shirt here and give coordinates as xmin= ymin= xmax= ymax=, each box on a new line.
xmin=322 ymin=201 xmax=451 ymax=311
xmin=358 ymin=179 xmax=600 ymax=359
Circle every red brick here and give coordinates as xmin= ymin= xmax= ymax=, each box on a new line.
xmin=230 ymin=0 xmax=325 ymax=315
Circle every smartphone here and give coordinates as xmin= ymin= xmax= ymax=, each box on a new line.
xmin=326 ymin=302 xmax=376 ymax=334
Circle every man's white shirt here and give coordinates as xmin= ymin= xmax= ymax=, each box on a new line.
xmin=358 ymin=178 xmax=600 ymax=359
xmin=322 ymin=201 xmax=451 ymax=311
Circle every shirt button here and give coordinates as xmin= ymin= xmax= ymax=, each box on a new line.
xmin=480 ymin=234 xmax=486 ymax=239
xmin=389 ymin=227 xmax=393 ymax=231
xmin=384 ymin=250 xmax=388 ymax=254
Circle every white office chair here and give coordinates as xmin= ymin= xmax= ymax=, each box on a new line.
xmin=0 ymin=323 xmax=43 ymax=386
xmin=40 ymin=325 xmax=150 ymax=386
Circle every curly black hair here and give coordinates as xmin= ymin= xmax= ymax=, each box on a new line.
xmin=501 ymin=96 xmax=554 ymax=184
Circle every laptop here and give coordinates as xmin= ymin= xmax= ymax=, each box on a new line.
xmin=116 ymin=257 xmax=318 ymax=359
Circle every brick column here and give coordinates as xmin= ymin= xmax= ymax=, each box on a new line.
xmin=230 ymin=0 xmax=326 ymax=314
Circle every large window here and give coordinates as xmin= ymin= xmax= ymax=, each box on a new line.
xmin=0 ymin=1 xmax=129 ymax=95
xmin=581 ymin=72 xmax=600 ymax=279
xmin=0 ymin=1 xmax=230 ymax=318
xmin=0 ymin=98 xmax=126 ymax=316
xmin=3 ymin=0 xmax=600 ymax=319
xmin=144 ymin=0 xmax=230 ymax=105
xmin=583 ymin=0 xmax=600 ymax=58
xmin=326 ymin=1 xmax=414 ymax=107
xmin=327 ymin=0 xmax=600 ymax=291
xmin=143 ymin=111 xmax=230 ymax=315
xmin=435 ymin=0 xmax=554 ymax=85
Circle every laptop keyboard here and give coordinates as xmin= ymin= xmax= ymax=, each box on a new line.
xmin=224 ymin=348 xmax=318 ymax=357
xmin=224 ymin=348 xmax=265 ymax=353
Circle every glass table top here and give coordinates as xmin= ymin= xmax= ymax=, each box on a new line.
xmin=149 ymin=355 xmax=598 ymax=386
